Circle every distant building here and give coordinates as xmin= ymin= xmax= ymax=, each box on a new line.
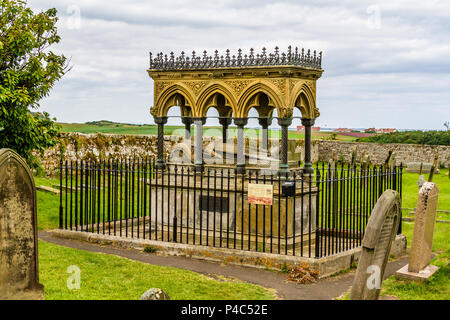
xmin=376 ymin=128 xmax=396 ymax=133
xmin=297 ymin=126 xmax=320 ymax=132
xmin=365 ymin=128 xmax=397 ymax=133
xmin=334 ymin=128 xmax=351 ymax=132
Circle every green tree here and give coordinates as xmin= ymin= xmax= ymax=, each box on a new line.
xmin=0 ymin=0 xmax=67 ymax=167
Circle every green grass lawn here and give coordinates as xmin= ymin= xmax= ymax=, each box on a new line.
xmin=401 ymin=168 xmax=450 ymax=220
xmin=380 ymin=221 xmax=450 ymax=300
xmin=35 ymin=176 xmax=61 ymax=230
xmin=334 ymin=167 xmax=449 ymax=300
xmin=34 ymin=177 xmax=278 ymax=300
xmin=38 ymin=241 xmax=276 ymax=300
xmin=337 ymin=220 xmax=449 ymax=300
xmin=35 ymin=165 xmax=449 ymax=300
xmin=394 ymin=168 xmax=449 ymax=301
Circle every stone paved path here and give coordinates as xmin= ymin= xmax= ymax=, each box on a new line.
xmin=39 ymin=231 xmax=408 ymax=300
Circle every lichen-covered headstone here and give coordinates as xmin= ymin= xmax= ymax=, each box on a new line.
xmin=350 ymin=190 xmax=401 ymax=300
xmin=405 ymin=162 xmax=438 ymax=174
xmin=409 ymin=182 xmax=439 ymax=271
xmin=0 ymin=149 xmax=44 ymax=300
xmin=395 ymin=182 xmax=439 ymax=281
xmin=140 ymin=288 xmax=170 ymax=300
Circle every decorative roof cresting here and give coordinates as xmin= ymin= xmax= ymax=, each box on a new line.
xmin=149 ymin=46 xmax=322 ymax=71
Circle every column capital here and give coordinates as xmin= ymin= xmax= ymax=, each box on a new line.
xmin=181 ymin=116 xmax=193 ymax=125
xmin=219 ymin=117 xmax=232 ymax=126
xmin=277 ymin=117 xmax=293 ymax=127
xmin=234 ymin=117 xmax=248 ymax=127
xmin=258 ymin=117 xmax=273 ymax=128
xmin=154 ymin=116 xmax=168 ymax=125
xmin=301 ymin=118 xmax=316 ymax=127
xmin=192 ymin=117 xmax=207 ymax=125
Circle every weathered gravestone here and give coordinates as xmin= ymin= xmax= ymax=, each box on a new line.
xmin=350 ymin=190 xmax=401 ymax=300
xmin=0 ymin=149 xmax=44 ymax=300
xmin=395 ymin=182 xmax=439 ymax=281
xmin=405 ymin=162 xmax=438 ymax=174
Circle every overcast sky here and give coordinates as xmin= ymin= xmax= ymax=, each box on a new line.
xmin=30 ymin=0 xmax=450 ymax=130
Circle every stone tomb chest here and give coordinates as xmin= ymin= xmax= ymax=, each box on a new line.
xmin=148 ymin=168 xmax=317 ymax=251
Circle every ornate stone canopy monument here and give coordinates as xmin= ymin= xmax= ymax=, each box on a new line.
xmin=147 ymin=46 xmax=323 ymax=174
xmin=146 ymin=46 xmax=323 ymax=249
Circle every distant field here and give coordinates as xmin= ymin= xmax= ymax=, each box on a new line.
xmin=358 ymin=130 xmax=450 ymax=146
xmin=60 ymin=121 xmax=160 ymax=135
xmin=58 ymin=121 xmax=358 ymax=141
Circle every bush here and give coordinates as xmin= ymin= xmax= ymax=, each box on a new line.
xmin=357 ymin=131 xmax=450 ymax=146
xmin=143 ymin=245 xmax=158 ymax=253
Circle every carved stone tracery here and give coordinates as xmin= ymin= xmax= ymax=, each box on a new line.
xmin=224 ymin=80 xmax=253 ymax=96
xmin=154 ymin=81 xmax=173 ymax=99
xmin=269 ymin=79 xmax=287 ymax=96
xmin=183 ymin=81 xmax=209 ymax=96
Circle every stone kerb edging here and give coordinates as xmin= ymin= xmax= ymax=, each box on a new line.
xmin=48 ymin=229 xmax=406 ymax=278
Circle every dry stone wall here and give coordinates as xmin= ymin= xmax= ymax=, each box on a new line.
xmin=36 ymin=133 xmax=181 ymax=176
xmin=318 ymin=141 xmax=450 ymax=168
xmin=35 ymin=133 xmax=449 ymax=176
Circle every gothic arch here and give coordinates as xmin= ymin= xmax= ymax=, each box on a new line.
xmin=291 ymin=83 xmax=317 ymax=119
xmin=154 ymin=84 xmax=196 ymax=117
xmin=196 ymin=83 xmax=237 ymax=118
xmin=238 ymin=81 xmax=284 ymax=118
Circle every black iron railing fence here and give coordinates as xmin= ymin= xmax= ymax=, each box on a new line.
xmin=59 ymin=159 xmax=402 ymax=258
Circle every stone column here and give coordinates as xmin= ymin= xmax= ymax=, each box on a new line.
xmin=219 ymin=117 xmax=232 ymax=143
xmin=219 ymin=117 xmax=232 ymax=162
xmin=258 ymin=117 xmax=272 ymax=152
xmin=181 ymin=116 xmax=192 ymax=141
xmin=234 ymin=118 xmax=248 ymax=174
xmin=193 ymin=117 xmax=206 ymax=171
xmin=154 ymin=116 xmax=168 ymax=169
xmin=302 ymin=118 xmax=315 ymax=174
xmin=277 ymin=117 xmax=292 ymax=174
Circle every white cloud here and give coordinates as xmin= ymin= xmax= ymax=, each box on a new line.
xmin=28 ymin=0 xmax=450 ymax=129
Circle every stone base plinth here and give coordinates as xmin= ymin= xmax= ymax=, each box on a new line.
xmin=0 ymin=286 xmax=44 ymax=300
xmin=395 ymin=264 xmax=439 ymax=282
